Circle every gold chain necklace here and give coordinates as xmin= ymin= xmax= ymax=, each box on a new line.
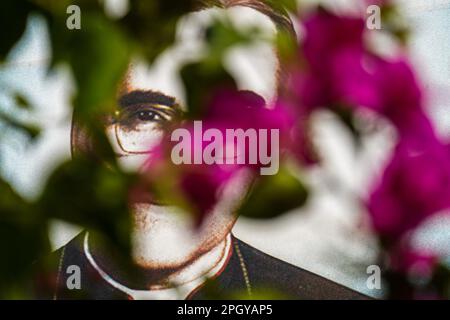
xmin=233 ymin=238 xmax=253 ymax=298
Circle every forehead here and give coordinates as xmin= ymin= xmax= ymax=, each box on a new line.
xmin=123 ymin=6 xmax=279 ymax=107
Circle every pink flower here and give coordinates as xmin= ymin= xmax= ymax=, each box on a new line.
xmin=330 ymin=49 xmax=380 ymax=108
xmin=285 ymin=10 xmax=374 ymax=164
xmin=178 ymin=166 xmax=233 ymax=221
xmin=140 ymin=89 xmax=295 ymax=224
xmin=137 ymin=133 xmax=238 ymax=225
xmin=351 ymin=57 xmax=434 ymax=150
xmin=339 ymin=56 xmax=432 ymax=147
xmin=302 ymin=10 xmax=365 ymax=74
xmin=293 ymin=10 xmax=378 ymax=112
xmin=367 ymin=136 xmax=450 ymax=242
xmin=204 ymin=89 xmax=295 ymax=150
xmin=300 ymin=10 xmax=444 ymax=245
xmin=297 ymin=10 xmax=368 ymax=110
xmin=366 ymin=59 xmax=425 ymax=130
xmin=271 ymin=96 xmax=318 ymax=165
xmin=296 ymin=10 xmax=428 ymax=138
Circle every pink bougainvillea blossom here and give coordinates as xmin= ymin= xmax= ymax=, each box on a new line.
xmin=297 ymin=10 xmax=368 ymax=110
xmin=295 ymin=10 xmax=428 ymax=138
xmin=367 ymin=135 xmax=450 ymax=243
xmin=140 ymin=89 xmax=295 ymax=223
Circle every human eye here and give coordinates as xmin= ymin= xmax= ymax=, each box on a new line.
xmin=119 ymin=105 xmax=172 ymax=128
xmin=135 ymin=109 xmax=163 ymax=122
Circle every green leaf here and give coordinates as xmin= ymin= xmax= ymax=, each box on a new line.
xmin=0 ymin=0 xmax=37 ymax=61
xmin=47 ymin=11 xmax=131 ymax=162
xmin=119 ymin=0 xmax=197 ymax=63
xmin=204 ymin=19 xmax=256 ymax=63
xmin=238 ymin=166 xmax=309 ymax=219
xmin=180 ymin=61 xmax=236 ymax=119
xmin=49 ymin=13 xmax=131 ymax=118
xmin=37 ymin=158 xmax=134 ymax=255
xmin=0 ymin=179 xmax=50 ymax=298
xmin=179 ymin=17 xmax=267 ymax=119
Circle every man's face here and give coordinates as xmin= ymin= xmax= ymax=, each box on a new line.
xmin=105 ymin=6 xmax=278 ymax=269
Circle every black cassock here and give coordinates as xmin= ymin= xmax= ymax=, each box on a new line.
xmin=32 ymin=232 xmax=370 ymax=300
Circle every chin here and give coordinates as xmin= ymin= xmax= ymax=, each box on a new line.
xmin=130 ymin=203 xmax=234 ymax=269
xmin=128 ymin=167 xmax=253 ymax=269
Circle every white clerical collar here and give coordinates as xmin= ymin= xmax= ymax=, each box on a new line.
xmin=83 ymin=232 xmax=232 ymax=300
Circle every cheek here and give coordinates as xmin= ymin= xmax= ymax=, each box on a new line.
xmin=117 ymin=124 xmax=164 ymax=153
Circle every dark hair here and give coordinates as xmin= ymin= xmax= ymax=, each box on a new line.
xmin=71 ymin=0 xmax=295 ymax=158
xmin=198 ymin=0 xmax=294 ymax=33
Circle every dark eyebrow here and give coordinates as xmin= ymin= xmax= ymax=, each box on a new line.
xmin=118 ymin=90 xmax=178 ymax=109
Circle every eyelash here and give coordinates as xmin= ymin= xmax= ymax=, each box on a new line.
xmin=135 ymin=110 xmax=162 ymax=121
xmin=119 ymin=106 xmax=170 ymax=125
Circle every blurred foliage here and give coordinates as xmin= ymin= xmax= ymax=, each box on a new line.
xmin=120 ymin=0 xmax=197 ymax=62
xmin=181 ymin=17 xmax=270 ymax=119
xmin=0 ymin=1 xmax=38 ymax=60
xmin=0 ymin=179 xmax=49 ymax=292
xmin=37 ymin=157 xmax=135 ymax=253
xmin=238 ymin=166 xmax=308 ymax=219
xmin=181 ymin=61 xmax=236 ymax=119
xmin=379 ymin=2 xmax=410 ymax=45
xmin=384 ymin=262 xmax=450 ymax=299
xmin=50 ymin=12 xmax=131 ymax=119
xmin=0 ymin=0 xmax=308 ymax=299
xmin=0 ymin=0 xmax=439 ymax=301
